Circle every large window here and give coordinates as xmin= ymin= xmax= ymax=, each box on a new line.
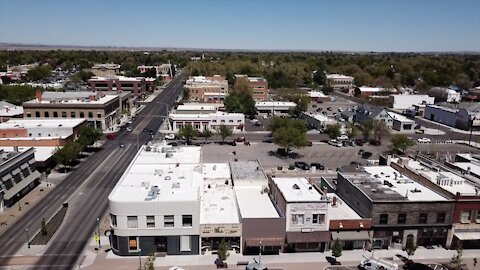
xmin=379 ymin=214 xmax=388 ymax=224
xmin=477 ymin=211 xmax=480 ymax=223
xmin=35 ymin=111 xmax=40 ymax=117
xmin=127 ymin=216 xmax=138 ymax=228
xmin=128 ymin=236 xmax=139 ymax=252
xmin=180 ymin=235 xmax=191 ymax=252
xmin=182 ymin=215 xmax=192 ymax=227
xmin=80 ymin=111 xmax=85 ymax=118
xmin=397 ymin=213 xmax=407 ymax=224
xmin=146 ymin=216 xmax=155 ymax=228
xmin=88 ymin=112 xmax=93 ymax=118
xmin=62 ymin=111 xmax=67 ymax=118
xmin=419 ymin=213 xmax=428 ymax=224
xmin=71 ymin=111 xmax=76 ymax=118
xmin=437 ymin=212 xmax=446 ymax=223
xmin=44 ymin=111 xmax=49 ymax=118
xmin=53 ymin=111 xmax=58 ymax=118
xmin=164 ymin=215 xmax=174 ymax=227
xmin=111 ymin=235 xmax=119 ymax=251
xmin=110 ymin=214 xmax=117 ymax=227
xmin=312 ymin=214 xmax=325 ymax=224
xmin=461 ymin=211 xmax=471 ymax=223
xmin=291 ymin=214 xmax=305 ymax=225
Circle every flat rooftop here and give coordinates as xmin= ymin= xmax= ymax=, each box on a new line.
xmin=405 ymin=159 xmax=478 ymax=195
xmin=326 ymin=74 xmax=354 ymax=79
xmin=24 ymin=92 xmax=118 ymax=105
xmin=0 ymin=101 xmax=23 ymax=116
xmin=0 ymin=146 xmax=55 ymax=162
xmin=362 ymin=166 xmax=448 ymax=202
xmin=308 ymin=91 xmax=328 ymax=98
xmin=326 ymin=193 xmax=362 ymax=220
xmin=359 ymin=86 xmax=383 ymax=92
xmin=176 ymin=104 xmax=216 ymax=112
xmin=234 ymin=187 xmax=280 ymax=219
xmin=200 ymin=164 xmax=240 ymax=225
xmin=271 ymin=177 xmax=325 ymax=202
xmin=230 ymin=160 xmax=268 ymax=183
xmin=109 ymin=145 xmax=203 ymax=203
xmin=255 ymin=101 xmax=297 ymax=107
xmin=0 ymin=118 xmax=86 ymax=129
xmin=387 ymin=111 xmax=415 ymax=123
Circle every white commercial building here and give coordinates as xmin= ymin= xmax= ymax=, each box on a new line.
xmin=200 ymin=163 xmax=241 ymax=253
xmin=392 ymin=94 xmax=435 ymax=110
xmin=270 ymin=177 xmax=330 ymax=252
xmin=108 ymin=145 xmax=203 ymax=256
xmin=0 ymin=118 xmax=86 ymax=140
xmin=169 ymin=111 xmax=245 ymax=133
xmin=386 ymin=111 xmax=415 ymax=132
xmin=255 ymin=101 xmax=297 ymax=115
xmin=326 ymin=74 xmax=354 ymax=90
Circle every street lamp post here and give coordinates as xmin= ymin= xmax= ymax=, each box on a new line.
xmin=259 ymin=241 xmax=262 ymax=264
xmin=96 ymin=217 xmax=101 ymax=249
xmin=138 ymin=248 xmax=142 ymax=270
xmin=26 ymin=227 xmax=30 ymax=248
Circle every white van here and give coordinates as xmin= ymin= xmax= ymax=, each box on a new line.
xmin=358 ymin=257 xmax=399 ymax=270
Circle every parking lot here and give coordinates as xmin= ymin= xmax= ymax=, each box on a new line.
xmin=201 ymin=141 xmax=388 ymax=170
xmin=307 ymin=96 xmax=359 ymax=119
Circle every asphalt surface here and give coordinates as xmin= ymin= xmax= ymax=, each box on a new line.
xmin=0 ymin=75 xmax=185 ymax=269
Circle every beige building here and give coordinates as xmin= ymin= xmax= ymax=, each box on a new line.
xmin=91 ymin=63 xmax=121 ymax=77
xmin=184 ymin=75 xmax=228 ymax=103
xmin=22 ymin=91 xmax=121 ymax=131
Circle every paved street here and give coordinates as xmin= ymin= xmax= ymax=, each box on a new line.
xmin=0 ymin=75 xmax=186 ymax=269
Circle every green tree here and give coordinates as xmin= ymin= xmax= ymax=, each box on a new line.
xmin=372 ymin=120 xmax=390 ymax=141
xmin=362 ymin=120 xmax=374 ymax=140
xmin=324 ymin=124 xmax=342 ymax=139
xmin=347 ymin=123 xmax=360 ymax=139
xmin=233 ymin=77 xmax=251 ymax=94
xmin=77 ymin=126 xmax=102 ymax=148
xmin=218 ymin=125 xmax=233 ymax=143
xmin=405 ymin=236 xmax=417 ymax=258
xmin=200 ymin=128 xmax=214 ymax=143
xmin=0 ymin=85 xmax=37 ymax=105
xmin=27 ymin=65 xmax=52 ymax=81
xmin=450 ymin=246 xmax=463 ymax=270
xmin=74 ymin=70 xmax=95 ymax=82
xmin=390 ymin=134 xmax=415 ymax=154
xmin=217 ymin=238 xmax=230 ymax=262
xmin=144 ymin=253 xmax=156 ymax=270
xmin=178 ymin=125 xmax=196 ymax=144
xmin=332 ymin=238 xmax=342 ymax=258
xmin=224 ymin=92 xmax=257 ymax=119
xmin=41 ymin=217 xmax=48 ymax=235
xmin=269 ymin=117 xmax=308 ymax=152
xmin=313 ymin=71 xmax=326 ymax=86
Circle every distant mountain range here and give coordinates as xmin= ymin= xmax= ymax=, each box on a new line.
xmin=0 ymin=42 xmax=479 ymax=55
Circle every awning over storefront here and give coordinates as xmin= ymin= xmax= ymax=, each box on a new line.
xmin=331 ymin=231 xmax=370 ymax=241
xmin=454 ymin=231 xmax=480 ymax=240
xmin=286 ymin=231 xmax=331 ymax=243
xmin=244 ymin=238 xmax=284 ymax=246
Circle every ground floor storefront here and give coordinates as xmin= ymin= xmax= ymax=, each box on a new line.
xmin=110 ymin=234 xmax=200 ymax=256
xmin=284 ymin=231 xmax=331 ymax=252
xmin=331 ymin=230 xmax=371 ymax=250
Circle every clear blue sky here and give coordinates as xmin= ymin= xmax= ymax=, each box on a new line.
xmin=1 ymin=0 xmax=479 ymax=52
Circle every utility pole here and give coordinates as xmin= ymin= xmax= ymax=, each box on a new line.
xmin=259 ymin=241 xmax=262 ymax=264
xmin=25 ymin=227 xmax=30 ymax=248
xmin=138 ymin=248 xmax=142 ymax=270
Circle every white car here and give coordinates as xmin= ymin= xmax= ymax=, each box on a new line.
xmin=328 ymin=139 xmax=342 ymax=147
xmin=126 ymin=127 xmax=132 ymax=132
xmin=165 ymin=134 xmax=175 ymax=140
xmin=336 ymin=135 xmax=349 ymax=141
xmin=417 ymin=137 xmax=431 ymax=143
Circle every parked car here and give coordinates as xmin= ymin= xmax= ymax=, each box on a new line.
xmin=415 ymin=129 xmax=425 ymax=134
xmin=358 ymin=149 xmax=365 ymax=155
xmin=361 ymin=151 xmax=373 ymax=159
xmin=355 ymin=139 xmax=366 ymax=146
xmin=235 ymin=137 xmax=246 ymax=142
xmin=263 ymin=138 xmax=273 ymax=143
xmin=337 ymin=135 xmax=349 ymax=141
xmin=348 ymin=140 xmax=356 ymax=146
xmin=327 ymin=107 xmax=332 ymax=111
xmin=254 ymin=122 xmax=262 ymax=127
xmin=417 ymin=137 xmax=431 ymax=143
xmin=328 ymin=139 xmax=342 ymax=147
xmin=165 ymin=134 xmax=175 ymax=140
xmin=326 ymin=256 xmax=341 ymax=265
xmin=294 ymin=161 xmax=310 ymax=170
xmin=307 ymin=141 xmax=313 ymax=146
xmin=143 ymin=128 xmax=148 ymax=132
xmin=311 ymin=163 xmax=325 ymax=170
xmin=369 ymin=140 xmax=382 ymax=146
xmin=119 ymin=142 xmax=125 ymax=148
xmin=126 ymin=127 xmax=132 ymax=132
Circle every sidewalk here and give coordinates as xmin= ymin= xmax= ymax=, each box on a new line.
xmin=0 ymin=177 xmax=56 ymax=234
xmin=80 ymin=238 xmax=480 ymax=270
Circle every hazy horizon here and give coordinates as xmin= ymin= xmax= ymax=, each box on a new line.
xmin=1 ymin=0 xmax=479 ymax=52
